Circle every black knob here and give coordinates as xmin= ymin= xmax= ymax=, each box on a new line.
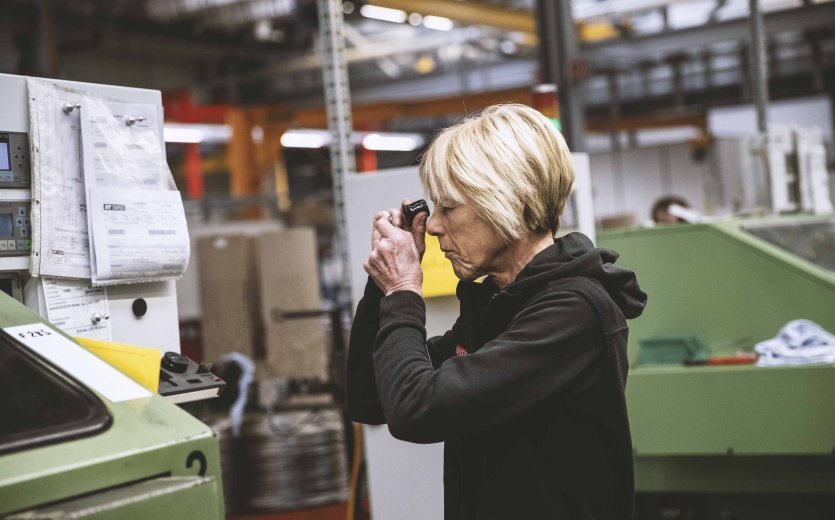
xmin=132 ymin=298 xmax=148 ymax=317
xmin=162 ymin=352 xmax=189 ymax=373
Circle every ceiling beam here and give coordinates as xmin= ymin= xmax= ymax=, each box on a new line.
xmin=371 ymin=0 xmax=537 ymax=44
xmin=584 ymin=2 xmax=835 ymax=64
xmin=371 ymin=0 xmax=534 ymax=32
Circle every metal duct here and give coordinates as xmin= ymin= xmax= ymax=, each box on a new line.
xmin=145 ymin=0 xmax=296 ymax=28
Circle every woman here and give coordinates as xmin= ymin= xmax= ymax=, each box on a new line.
xmin=347 ymin=104 xmax=646 ymax=519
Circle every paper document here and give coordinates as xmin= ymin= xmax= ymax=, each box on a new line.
xmin=89 ymin=187 xmax=190 ymax=284
xmin=42 ymin=277 xmax=111 ymax=340
xmin=79 ymin=96 xmax=173 ymax=191
xmin=79 ymin=95 xmax=188 ymax=285
xmin=4 ymin=323 xmax=151 ymax=403
xmin=27 ymin=78 xmax=92 ymax=278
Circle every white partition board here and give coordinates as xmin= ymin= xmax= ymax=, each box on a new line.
xmin=344 ymin=166 xmax=446 ymax=520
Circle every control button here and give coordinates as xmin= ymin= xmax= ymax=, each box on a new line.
xmin=23 ymin=239 xmax=31 ymax=249
xmin=17 ymin=240 xmax=25 ymax=250
xmin=15 ymin=217 xmax=23 ymax=227
xmin=0 ymin=241 xmax=7 ymax=251
xmin=162 ymin=352 xmax=189 ymax=374
xmin=132 ymin=298 xmax=148 ymax=317
xmin=19 ymin=228 xmax=28 ymax=237
xmin=18 ymin=207 xmax=26 ymax=216
xmin=8 ymin=241 xmax=15 ymax=251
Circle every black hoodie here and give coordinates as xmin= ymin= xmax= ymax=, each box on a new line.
xmin=347 ymin=232 xmax=647 ymax=519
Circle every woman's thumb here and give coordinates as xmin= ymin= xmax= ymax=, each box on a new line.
xmin=412 ymin=212 xmax=427 ymax=246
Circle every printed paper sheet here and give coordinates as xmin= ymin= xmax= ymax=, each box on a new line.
xmin=42 ymin=277 xmax=112 ymax=340
xmin=79 ymin=96 xmax=188 ymax=285
xmin=27 ymin=78 xmax=92 ymax=278
xmin=88 ymin=187 xmax=190 ymax=283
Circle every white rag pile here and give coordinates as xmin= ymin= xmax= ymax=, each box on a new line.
xmin=755 ymin=319 xmax=835 ymax=366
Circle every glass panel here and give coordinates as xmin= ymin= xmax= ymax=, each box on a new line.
xmin=744 ymin=218 xmax=835 ymax=273
xmin=0 ymin=330 xmax=111 ymax=455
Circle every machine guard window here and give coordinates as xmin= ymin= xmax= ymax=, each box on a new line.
xmin=744 ymin=217 xmax=835 ymax=273
xmin=0 ymin=329 xmax=112 ymax=455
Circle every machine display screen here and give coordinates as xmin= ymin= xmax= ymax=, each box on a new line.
xmin=0 ymin=331 xmax=111 ymax=455
xmin=0 ymin=213 xmax=13 ymax=238
xmin=0 ymin=136 xmax=10 ymax=171
xmin=745 ymin=218 xmax=835 ymax=273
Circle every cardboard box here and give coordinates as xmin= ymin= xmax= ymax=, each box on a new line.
xmin=197 ymin=234 xmax=261 ymax=363
xmin=255 ymin=228 xmax=328 ymax=380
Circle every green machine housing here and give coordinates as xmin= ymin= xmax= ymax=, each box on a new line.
xmin=598 ymin=215 xmax=835 ymax=495
xmin=0 ymin=292 xmax=225 ymax=519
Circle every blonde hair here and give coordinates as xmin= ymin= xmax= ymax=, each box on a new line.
xmin=419 ymin=103 xmax=575 ymax=243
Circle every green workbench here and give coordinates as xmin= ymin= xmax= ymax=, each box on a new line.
xmin=599 ymin=215 xmax=835 ymax=496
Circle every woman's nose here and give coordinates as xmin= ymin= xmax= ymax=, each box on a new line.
xmin=426 ymin=212 xmax=441 ymax=236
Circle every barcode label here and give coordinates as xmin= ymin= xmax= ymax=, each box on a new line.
xmin=149 ymin=229 xmax=175 ymax=235
xmin=108 ymin=229 xmax=126 ymax=235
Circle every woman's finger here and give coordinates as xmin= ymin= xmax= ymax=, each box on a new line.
xmin=388 ymin=207 xmax=403 ymax=228
xmin=371 ymin=227 xmax=382 ymax=251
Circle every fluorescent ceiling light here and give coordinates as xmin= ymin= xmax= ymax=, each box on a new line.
xmin=164 ymin=127 xmax=203 ymax=144
xmin=281 ymin=129 xmax=331 ymax=148
xmin=362 ymin=133 xmax=424 ymax=151
xmin=164 ymin=123 xmax=232 ymax=144
xmin=360 ymin=4 xmax=407 ymax=23
xmin=422 ymin=15 xmax=453 ymax=31
xmin=280 ymin=129 xmax=425 ymax=151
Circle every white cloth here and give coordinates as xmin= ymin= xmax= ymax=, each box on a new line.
xmin=755 ymin=319 xmax=835 ymax=366
xmin=220 ymin=352 xmax=255 ymax=436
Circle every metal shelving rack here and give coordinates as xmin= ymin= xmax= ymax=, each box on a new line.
xmin=317 ymin=0 xmax=356 ymax=310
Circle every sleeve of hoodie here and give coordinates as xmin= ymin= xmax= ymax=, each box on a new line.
xmin=346 ymin=278 xmax=462 ymax=424
xmin=373 ymin=288 xmax=602 ymax=444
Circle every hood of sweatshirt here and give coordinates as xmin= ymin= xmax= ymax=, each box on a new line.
xmin=465 ymin=232 xmax=646 ymax=320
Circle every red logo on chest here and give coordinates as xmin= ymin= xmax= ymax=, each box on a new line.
xmin=455 ymin=345 xmax=468 ymax=356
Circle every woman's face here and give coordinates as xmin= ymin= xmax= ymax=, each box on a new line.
xmin=426 ymin=200 xmax=507 ymax=281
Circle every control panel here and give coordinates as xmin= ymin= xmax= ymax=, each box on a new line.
xmin=0 ymin=132 xmax=31 ymax=188
xmin=0 ymin=202 xmax=31 ymax=256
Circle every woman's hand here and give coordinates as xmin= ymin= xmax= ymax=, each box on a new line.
xmin=365 ymin=201 xmax=428 ymax=296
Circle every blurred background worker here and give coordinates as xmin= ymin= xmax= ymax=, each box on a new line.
xmin=651 ymin=195 xmax=694 ymax=224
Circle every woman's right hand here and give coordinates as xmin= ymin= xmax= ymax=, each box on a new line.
xmin=371 ymin=199 xmax=428 ymax=261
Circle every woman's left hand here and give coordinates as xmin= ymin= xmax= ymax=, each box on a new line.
xmin=364 ymin=216 xmax=423 ymax=296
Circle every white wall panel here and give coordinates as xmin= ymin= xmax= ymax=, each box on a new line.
xmin=668 ymin=144 xmax=708 ymax=212
xmin=589 ymin=152 xmax=620 ymax=217
xmin=620 ymin=147 xmax=666 ymax=222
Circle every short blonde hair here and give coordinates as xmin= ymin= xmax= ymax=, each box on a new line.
xmin=419 ymin=103 xmax=575 ymax=243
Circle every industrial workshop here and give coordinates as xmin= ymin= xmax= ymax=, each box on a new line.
xmin=0 ymin=0 xmax=833 ymax=519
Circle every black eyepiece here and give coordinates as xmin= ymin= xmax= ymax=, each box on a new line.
xmin=402 ymin=199 xmax=429 ymax=228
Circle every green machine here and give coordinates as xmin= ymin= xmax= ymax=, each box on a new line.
xmin=0 ymin=292 xmax=225 ymax=519
xmin=598 ymin=215 xmax=835 ymax=514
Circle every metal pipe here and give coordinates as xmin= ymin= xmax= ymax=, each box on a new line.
xmin=748 ymin=0 xmax=769 ymax=136
xmin=535 ymin=0 xmax=586 ymax=151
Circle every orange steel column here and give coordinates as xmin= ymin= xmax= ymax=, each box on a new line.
xmin=227 ymin=108 xmax=264 ymax=218
xmin=184 ymin=143 xmax=205 ymax=199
